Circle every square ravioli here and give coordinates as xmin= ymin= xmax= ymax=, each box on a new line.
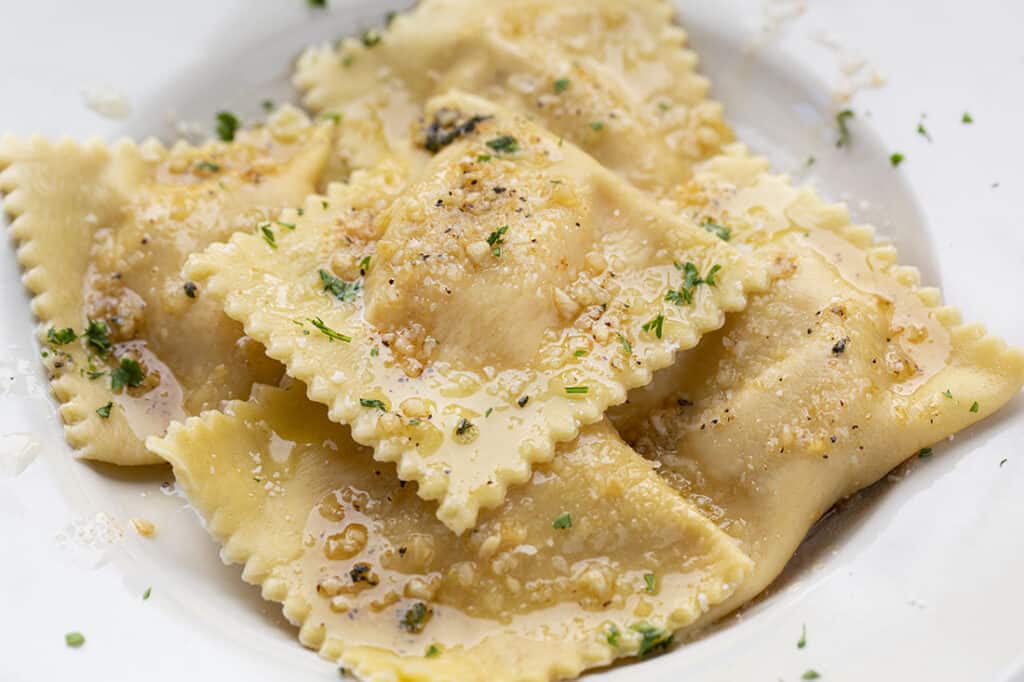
xmin=294 ymin=0 xmax=730 ymax=194
xmin=185 ymin=94 xmax=765 ymax=532
xmin=611 ymin=145 xmax=1024 ymax=614
xmin=147 ymin=384 xmax=752 ymax=682
xmin=0 ymin=109 xmax=335 ymax=464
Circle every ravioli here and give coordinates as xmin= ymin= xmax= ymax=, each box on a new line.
xmin=0 ymin=108 xmax=335 ymax=465
xmin=294 ymin=0 xmax=731 ymax=194
xmin=185 ymin=95 xmax=764 ymax=532
xmin=147 ymin=384 xmax=752 ymax=682
xmin=611 ymin=145 xmax=1024 ymax=617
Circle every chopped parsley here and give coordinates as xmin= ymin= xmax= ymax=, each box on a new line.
xmin=917 ymin=120 xmax=932 ymax=142
xmin=553 ymin=78 xmax=571 ymax=94
xmin=215 ymin=111 xmax=241 ymax=142
xmin=349 ymin=563 xmax=378 ymax=585
xmin=360 ymin=398 xmax=386 ymax=411
xmin=84 ymin=320 xmax=112 ymax=356
xmin=309 ymin=317 xmax=352 ymax=343
xmin=64 ymin=632 xmax=85 ymax=648
xmin=308 ymin=0 xmax=326 ymax=7
xmin=643 ymin=573 xmax=656 ymax=593
xmin=319 ymin=269 xmax=361 ymax=302
xmin=890 ymin=153 xmax=905 ymax=167
xmin=370 ymin=346 xmax=379 ymax=357
xmin=564 ymin=386 xmax=589 ymax=395
xmin=485 ymin=407 xmax=494 ymax=417
xmin=918 ymin=447 xmax=933 ymax=458
xmin=425 ymin=644 xmax=440 ymax=658
xmin=277 ymin=221 xmax=297 ymax=230
xmin=606 ymin=624 xmax=621 ymax=647
xmin=183 ymin=281 xmax=198 ymax=298
xmin=486 ymin=225 xmax=509 ymax=257
xmin=942 ymin=389 xmax=953 ymax=399
xmin=143 ymin=587 xmax=152 ymax=600
xmin=962 ymin=112 xmax=974 ymax=124
xmin=590 ymin=121 xmax=605 ymax=132
xmin=970 ymin=401 xmax=980 ymax=413
xmin=477 ymin=154 xmax=492 ymax=162
xmin=797 ymin=623 xmax=806 ymax=649
xmin=573 ymin=349 xmax=588 ymax=357
xmin=47 ymin=327 xmax=77 ymax=345
xmin=455 ymin=418 xmax=474 ymax=436
xmin=96 ymin=402 xmax=113 ymax=419
xmin=321 ymin=112 xmax=342 ymax=124
xmin=658 ymin=101 xmax=672 ymax=112
xmin=362 ymin=29 xmax=382 ymax=48
xmin=423 ymin=113 xmax=490 ymax=152
xmin=631 ymin=622 xmax=672 ymax=656
xmin=341 ymin=53 xmax=355 ymax=68
xmin=806 ymin=155 xmax=817 ymax=167
xmin=111 ymin=358 xmax=145 ymax=391
xmin=642 ymin=314 xmax=665 ymax=339
xmin=486 ymin=135 xmax=519 ymax=154
xmin=617 ymin=332 xmax=633 ymax=355
xmin=835 ymin=109 xmax=855 ymax=148
xmin=359 ymin=256 xmax=371 ymax=274
xmin=400 ymin=602 xmax=431 ymax=633
xmin=666 ymin=262 xmax=720 ymax=306
xmin=700 ymin=220 xmax=732 ymax=241
xmin=194 ymin=161 xmax=220 ymax=173
xmin=260 ymin=224 xmax=277 ymax=249
xmin=261 ymin=99 xmax=274 ymax=112
xmin=802 ymin=671 xmax=821 ymax=680
xmin=552 ymin=512 xmax=572 ymax=529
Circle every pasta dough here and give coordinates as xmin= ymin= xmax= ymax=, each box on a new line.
xmin=0 ymin=108 xmax=335 ymax=464
xmin=147 ymin=384 xmax=752 ymax=682
xmin=611 ymin=145 xmax=1024 ymax=617
xmin=185 ymin=95 xmax=764 ymax=532
xmin=294 ymin=0 xmax=730 ymax=194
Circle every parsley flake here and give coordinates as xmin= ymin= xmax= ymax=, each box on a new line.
xmin=111 ymin=358 xmax=145 ymax=391
xmin=552 ymin=512 xmax=572 ymax=529
xmin=485 ymin=407 xmax=494 ymax=417
xmin=642 ymin=314 xmax=665 ymax=339
xmin=84 ymin=320 xmax=112 ymax=356
xmin=215 ymin=111 xmax=241 ymax=142
xmin=425 ymin=644 xmax=440 ymax=658
xmin=319 ymin=269 xmax=361 ymax=302
xmin=260 ymin=224 xmax=277 ymax=249
xmin=797 ymin=623 xmax=807 ymax=649
xmin=486 ymin=225 xmax=509 ymax=257
xmin=400 ymin=602 xmax=431 ymax=633
xmin=143 ymin=587 xmax=152 ymax=600
xmin=617 ymin=333 xmax=632 ymax=355
xmin=590 ymin=121 xmax=605 ymax=132
xmin=573 ymin=349 xmax=588 ymax=357
xmin=564 ymin=386 xmax=589 ymax=395
xmin=486 ymin=135 xmax=519 ymax=154
xmin=370 ymin=346 xmax=379 ymax=357
xmin=261 ymin=99 xmax=274 ymax=112
xmin=96 ymin=402 xmax=113 ymax=419
xmin=553 ymin=78 xmax=571 ymax=94
xmin=658 ymin=101 xmax=672 ymax=112
xmin=700 ymin=220 xmax=732 ymax=241
xmin=835 ymin=109 xmax=855 ymax=148
xmin=65 ymin=632 xmax=85 ymax=648
xmin=424 ymin=113 xmax=491 ymax=152
xmin=917 ymin=121 xmax=932 ymax=142
xmin=631 ymin=622 xmax=672 ymax=656
xmin=917 ymin=447 xmax=933 ymax=459
xmin=308 ymin=0 xmax=326 ymax=7
xmin=970 ymin=401 xmax=980 ymax=413
xmin=802 ymin=671 xmax=821 ymax=680
xmin=362 ymin=29 xmax=382 ymax=48
xmin=962 ymin=112 xmax=974 ymax=124
xmin=455 ymin=418 xmax=474 ymax=436
xmin=643 ymin=573 xmax=656 ymax=593
xmin=359 ymin=256 xmax=371 ymax=274
xmin=942 ymin=389 xmax=953 ymax=399
xmin=309 ymin=318 xmax=351 ymax=343
xmin=47 ymin=327 xmax=77 ymax=345
xmin=360 ymin=398 xmax=386 ymax=411
xmin=666 ymin=262 xmax=720 ymax=305
xmin=890 ymin=153 xmax=905 ymax=167
xmin=606 ymin=624 xmax=621 ymax=647
xmin=194 ymin=161 xmax=220 ymax=173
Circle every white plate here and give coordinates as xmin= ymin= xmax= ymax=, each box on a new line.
xmin=2 ymin=1 xmax=1022 ymax=681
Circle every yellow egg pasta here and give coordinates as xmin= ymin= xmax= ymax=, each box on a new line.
xmin=611 ymin=144 xmax=1024 ymax=613
xmin=294 ymin=0 xmax=731 ymax=194
xmin=0 ymin=108 xmax=335 ymax=465
xmin=147 ymin=384 xmax=752 ymax=682
xmin=185 ymin=96 xmax=764 ymax=532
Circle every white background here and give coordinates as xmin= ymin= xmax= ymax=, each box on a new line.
xmin=1 ymin=1 xmax=1022 ymax=681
